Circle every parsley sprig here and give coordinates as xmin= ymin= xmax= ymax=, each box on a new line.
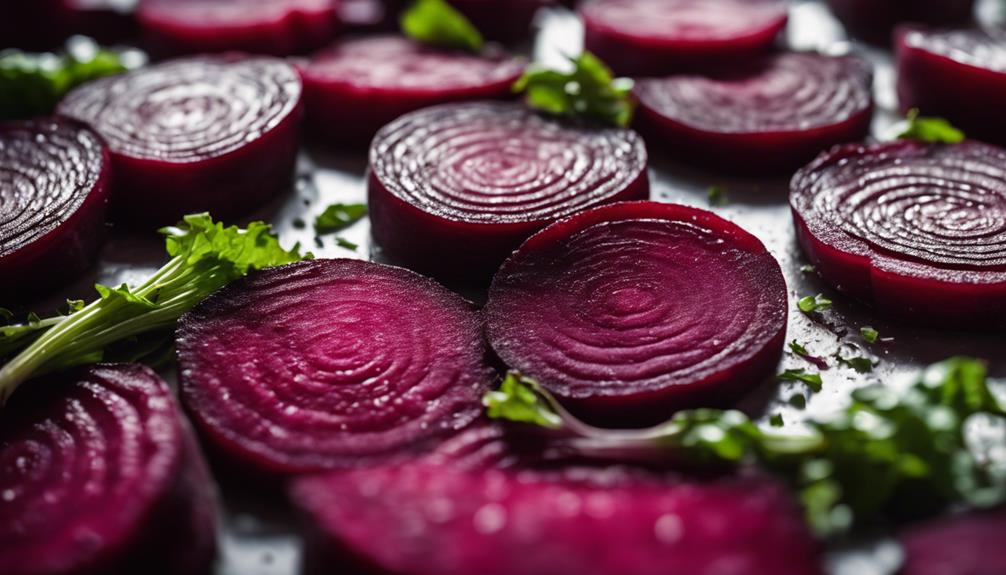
xmin=895 ymin=108 xmax=965 ymax=144
xmin=401 ymin=0 xmax=483 ymax=53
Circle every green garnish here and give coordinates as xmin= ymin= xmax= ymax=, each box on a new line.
xmin=707 ymin=185 xmax=729 ymax=207
xmin=315 ymin=203 xmax=367 ymax=235
xmin=335 ymin=237 xmax=359 ymax=251
xmin=484 ymin=371 xmax=563 ymax=429
xmin=400 ymin=0 xmax=484 ymax=53
xmin=789 ymin=340 xmax=811 ymax=357
xmin=798 ymin=293 xmax=833 ymax=314
xmin=861 ymin=326 xmax=880 ymax=343
xmin=776 ymin=368 xmax=824 ymax=392
xmin=837 ymin=355 xmax=875 ymax=373
xmin=769 ymin=413 xmax=785 ymax=427
xmin=800 ymin=264 xmax=817 ymax=274
xmin=896 ymin=108 xmax=965 ymax=144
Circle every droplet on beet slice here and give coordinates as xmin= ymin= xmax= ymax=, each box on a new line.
xmin=0 ymin=119 xmax=110 ymax=299
xmin=635 ymin=52 xmax=873 ymax=174
xmin=898 ymin=510 xmax=1006 ymax=575
xmin=176 ymin=258 xmax=496 ymax=476
xmin=485 ymin=201 xmax=788 ymax=427
xmin=581 ymin=0 xmax=788 ymax=77
xmin=0 ymin=364 xmax=217 ymax=575
xmin=290 ymin=463 xmax=821 ymax=575
xmin=790 ymin=140 xmax=1006 ymax=329
xmin=57 ymin=55 xmax=303 ymax=228
xmin=368 ymin=102 xmax=649 ymax=281
xmin=827 ymin=0 xmax=975 ymax=44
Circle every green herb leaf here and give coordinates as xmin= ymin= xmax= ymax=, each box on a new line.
xmin=483 ymin=371 xmax=563 ymax=428
xmin=335 ymin=237 xmax=359 ymax=251
xmin=400 ymin=0 xmax=484 ymax=53
xmin=777 ymin=368 xmax=824 ymax=392
xmin=314 ymin=203 xmax=367 ymax=235
xmin=861 ymin=326 xmax=879 ymax=343
xmin=789 ymin=340 xmax=811 ymax=357
xmin=896 ymin=108 xmax=965 ymax=144
xmin=837 ymin=355 xmax=875 ymax=373
xmin=770 ymin=413 xmax=785 ymax=427
xmin=707 ymin=185 xmax=729 ymax=207
xmin=798 ymin=293 xmax=833 ymax=314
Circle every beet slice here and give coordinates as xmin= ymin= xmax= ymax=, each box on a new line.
xmin=57 ymin=55 xmax=302 ymax=228
xmin=299 ymin=36 xmax=524 ymax=145
xmin=176 ymin=258 xmax=495 ymax=476
xmin=581 ymin=0 xmax=788 ymax=77
xmin=449 ymin=0 xmax=553 ymax=44
xmin=827 ymin=0 xmax=975 ymax=44
xmin=485 ymin=201 xmax=788 ymax=427
xmin=896 ymin=27 xmax=1006 ymax=147
xmin=0 ymin=119 xmax=110 ymax=299
xmin=0 ymin=364 xmax=217 ymax=575
xmin=899 ymin=510 xmax=1006 ymax=575
xmin=59 ymin=0 xmax=138 ymax=44
xmin=791 ymin=140 xmax=1006 ymax=329
xmin=368 ymin=102 xmax=649 ymax=281
xmin=635 ymin=52 xmax=873 ymax=174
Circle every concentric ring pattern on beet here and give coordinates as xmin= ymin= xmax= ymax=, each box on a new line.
xmin=57 ymin=55 xmax=302 ymax=227
xmin=790 ymin=140 xmax=1006 ymax=328
xmin=0 ymin=364 xmax=217 ymax=575
xmin=176 ymin=258 xmax=496 ymax=476
xmin=486 ymin=201 xmax=788 ymax=427
xmin=368 ymin=102 xmax=649 ymax=280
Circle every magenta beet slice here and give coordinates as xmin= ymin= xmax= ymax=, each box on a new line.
xmin=57 ymin=55 xmax=302 ymax=228
xmin=581 ymin=0 xmax=788 ymax=77
xmin=291 ymin=464 xmax=822 ymax=575
xmin=369 ymin=102 xmax=649 ymax=281
xmin=300 ymin=36 xmax=524 ymax=145
xmin=176 ymin=258 xmax=495 ymax=476
xmin=635 ymin=52 xmax=873 ymax=174
xmin=791 ymin=140 xmax=1006 ymax=329
xmin=0 ymin=364 xmax=217 ymax=575
xmin=485 ymin=201 xmax=787 ymax=427
xmin=899 ymin=510 xmax=1006 ymax=575
xmin=0 ymin=119 xmax=110 ymax=299
xmin=827 ymin=0 xmax=975 ymax=44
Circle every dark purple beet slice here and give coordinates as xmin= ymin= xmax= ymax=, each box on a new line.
xmin=299 ymin=36 xmax=525 ymax=145
xmin=0 ymin=119 xmax=110 ymax=299
xmin=176 ymin=258 xmax=495 ymax=476
xmin=57 ymin=55 xmax=302 ymax=228
xmin=0 ymin=364 xmax=217 ymax=575
xmin=449 ymin=0 xmax=553 ymax=44
xmin=827 ymin=0 xmax=975 ymax=44
xmin=899 ymin=510 xmax=1006 ymax=575
xmin=581 ymin=0 xmax=788 ymax=77
xmin=635 ymin=52 xmax=873 ymax=174
xmin=291 ymin=463 xmax=822 ymax=575
xmin=58 ymin=0 xmax=138 ymax=44
xmin=485 ymin=201 xmax=788 ymax=427
xmin=791 ymin=140 xmax=1006 ymax=329
xmin=896 ymin=27 xmax=1006 ymax=147
xmin=369 ymin=102 xmax=649 ymax=281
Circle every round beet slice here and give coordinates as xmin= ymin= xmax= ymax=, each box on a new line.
xmin=485 ymin=201 xmax=788 ymax=427
xmin=635 ymin=52 xmax=873 ymax=174
xmin=0 ymin=364 xmax=217 ymax=575
xmin=300 ymin=36 xmax=524 ymax=145
xmin=449 ymin=0 xmax=553 ymax=44
xmin=176 ymin=258 xmax=495 ymax=476
xmin=291 ymin=463 xmax=822 ymax=575
xmin=896 ymin=27 xmax=1006 ymax=147
xmin=0 ymin=119 xmax=110 ymax=299
xmin=827 ymin=0 xmax=975 ymax=44
xmin=57 ymin=55 xmax=302 ymax=228
xmin=791 ymin=140 xmax=1006 ymax=329
xmin=898 ymin=510 xmax=1006 ymax=575
xmin=581 ymin=0 xmax=788 ymax=77
xmin=368 ymin=102 xmax=649 ymax=281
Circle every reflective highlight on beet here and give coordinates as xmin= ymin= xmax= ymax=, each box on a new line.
xmin=827 ymin=0 xmax=975 ymax=44
xmin=899 ymin=510 xmax=1006 ymax=575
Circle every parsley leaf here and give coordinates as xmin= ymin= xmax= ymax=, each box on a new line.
xmin=896 ymin=108 xmax=965 ymax=144
xmin=400 ymin=0 xmax=483 ymax=53
xmin=335 ymin=237 xmax=359 ymax=251
xmin=707 ymin=185 xmax=729 ymax=206
xmin=777 ymin=368 xmax=824 ymax=392
xmin=798 ymin=293 xmax=833 ymax=314
xmin=836 ymin=355 xmax=875 ymax=373
xmin=861 ymin=326 xmax=879 ymax=343
xmin=315 ymin=203 xmax=367 ymax=235
xmin=483 ymin=371 xmax=563 ymax=428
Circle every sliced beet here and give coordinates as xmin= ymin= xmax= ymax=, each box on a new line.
xmin=581 ymin=0 xmax=789 ymax=77
xmin=827 ymin=0 xmax=975 ymax=44
xmin=635 ymin=52 xmax=873 ymax=174
xmin=291 ymin=463 xmax=821 ymax=575
xmin=299 ymin=36 xmax=524 ymax=145
xmin=790 ymin=140 xmax=1006 ymax=329
xmin=176 ymin=258 xmax=495 ymax=476
xmin=0 ymin=119 xmax=110 ymax=299
xmin=449 ymin=0 xmax=553 ymax=44
xmin=368 ymin=102 xmax=649 ymax=281
xmin=58 ymin=0 xmax=138 ymax=44
xmin=485 ymin=201 xmax=788 ymax=427
xmin=57 ymin=55 xmax=302 ymax=227
xmin=0 ymin=364 xmax=217 ymax=575
xmin=899 ymin=510 xmax=1006 ymax=575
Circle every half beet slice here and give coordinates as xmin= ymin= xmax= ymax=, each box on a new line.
xmin=827 ymin=0 xmax=975 ymax=44
xmin=485 ymin=201 xmax=788 ymax=427
xmin=898 ymin=510 xmax=1006 ymax=575
xmin=0 ymin=364 xmax=217 ymax=575
xmin=635 ymin=52 xmax=873 ymax=174
xmin=791 ymin=140 xmax=1006 ymax=329
xmin=369 ymin=102 xmax=649 ymax=281
xmin=176 ymin=258 xmax=495 ymax=476
xmin=581 ymin=0 xmax=788 ymax=77
xmin=57 ymin=55 xmax=302 ymax=227
xmin=0 ymin=119 xmax=110 ymax=299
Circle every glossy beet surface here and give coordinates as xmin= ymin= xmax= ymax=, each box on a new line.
xmin=899 ymin=510 xmax=1006 ymax=575
xmin=486 ymin=201 xmax=788 ymax=427
xmin=369 ymin=102 xmax=649 ymax=281
xmin=581 ymin=0 xmax=788 ymax=77
xmin=791 ymin=140 xmax=1006 ymax=329
xmin=176 ymin=259 xmax=495 ymax=476
xmin=635 ymin=52 xmax=873 ymax=174
xmin=0 ymin=119 xmax=110 ymax=299
xmin=57 ymin=55 xmax=302 ymax=227
xmin=0 ymin=364 xmax=217 ymax=575
xmin=827 ymin=0 xmax=975 ymax=44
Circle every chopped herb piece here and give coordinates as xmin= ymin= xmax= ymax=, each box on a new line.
xmin=292 ymin=217 xmax=306 ymax=230
xmin=769 ymin=413 xmax=784 ymax=427
xmin=789 ymin=340 xmax=810 ymax=357
xmin=776 ymin=368 xmax=823 ymax=392
xmin=483 ymin=371 xmax=563 ymax=429
xmin=400 ymin=0 xmax=483 ymax=53
xmin=789 ymin=393 xmax=807 ymax=409
xmin=860 ymin=326 xmax=879 ymax=344
xmin=837 ymin=355 xmax=875 ymax=373
xmin=800 ymin=264 xmax=817 ymax=274
xmin=798 ymin=293 xmax=833 ymax=314
xmin=707 ymin=185 xmax=728 ymax=206
xmin=513 ymin=52 xmax=635 ymax=128
xmin=335 ymin=237 xmax=359 ymax=251
xmin=896 ymin=108 xmax=965 ymax=144
xmin=315 ymin=203 xmax=367 ymax=235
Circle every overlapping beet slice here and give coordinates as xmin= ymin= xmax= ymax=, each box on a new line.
xmin=369 ymin=102 xmax=649 ymax=280
xmin=57 ymin=55 xmax=302 ymax=227
xmin=581 ymin=0 xmax=788 ymax=77
xmin=827 ymin=0 xmax=974 ymax=44
xmin=176 ymin=258 xmax=495 ymax=476
xmin=0 ymin=119 xmax=110 ymax=298
xmin=485 ymin=201 xmax=788 ymax=427
xmin=635 ymin=52 xmax=873 ymax=174
xmin=898 ymin=510 xmax=1006 ymax=575
xmin=791 ymin=140 xmax=1006 ymax=329
xmin=0 ymin=364 xmax=217 ymax=575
